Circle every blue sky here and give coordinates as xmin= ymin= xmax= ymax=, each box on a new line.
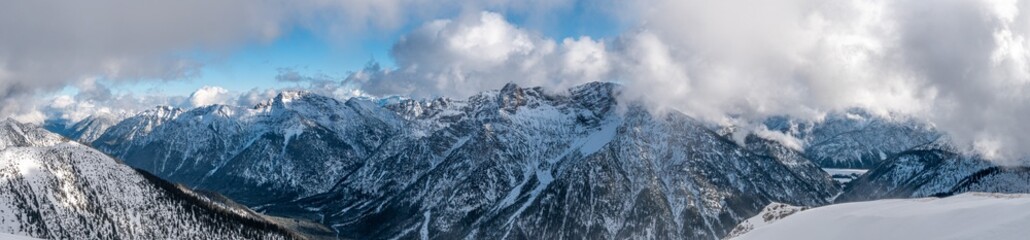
xmin=97 ymin=3 xmax=625 ymax=97
xmin=105 ymin=28 xmax=396 ymax=96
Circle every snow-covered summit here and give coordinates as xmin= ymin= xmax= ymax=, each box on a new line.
xmin=252 ymin=90 xmax=311 ymax=110
xmin=0 ymin=118 xmax=64 ymax=149
xmin=43 ymin=112 xmax=125 ymax=143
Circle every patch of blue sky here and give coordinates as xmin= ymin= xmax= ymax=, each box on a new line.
xmin=98 ymin=4 xmax=623 ymax=96
xmin=503 ymin=0 xmax=625 ymax=40
xmin=106 ymin=27 xmax=394 ymax=96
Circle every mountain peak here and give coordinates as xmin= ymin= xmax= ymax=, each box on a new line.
xmin=0 ymin=117 xmax=18 ymax=126
xmin=275 ymin=90 xmax=306 ymax=103
xmin=252 ymin=90 xmax=321 ymax=110
xmin=141 ymin=105 xmax=183 ymax=118
xmin=500 ymin=82 xmax=520 ymax=93
xmin=497 ymin=83 xmax=528 ymax=112
xmin=0 ymin=119 xmax=65 ymax=149
xmin=0 ymin=118 xmax=27 ymax=143
xmin=569 ymin=81 xmax=620 ymax=115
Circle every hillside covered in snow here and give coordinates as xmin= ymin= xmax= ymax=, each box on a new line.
xmin=0 ymin=119 xmax=306 ymax=239
xmin=732 ymin=193 xmax=1030 ymax=240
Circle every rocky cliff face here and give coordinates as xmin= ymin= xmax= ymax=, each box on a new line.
xmin=0 ymin=119 xmax=301 ymax=239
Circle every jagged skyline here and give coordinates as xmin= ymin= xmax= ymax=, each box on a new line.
xmin=2 ymin=0 xmax=1029 ymax=160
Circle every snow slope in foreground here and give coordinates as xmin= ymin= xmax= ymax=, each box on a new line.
xmin=734 ymin=192 xmax=1030 ymax=240
xmin=0 ymin=233 xmax=41 ymax=240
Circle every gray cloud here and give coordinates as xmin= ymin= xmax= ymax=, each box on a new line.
xmin=8 ymin=0 xmax=1030 ymax=161
xmin=888 ymin=0 xmax=1030 ymax=160
xmin=41 ymin=81 xmax=186 ymax=124
xmin=349 ymin=1 xmax=1030 ymax=161
xmin=0 ymin=0 xmax=282 ymax=120
xmin=622 ymin=0 xmax=1030 ymax=160
xmin=277 ymin=67 xmax=367 ymax=99
xmin=0 ymin=0 xmax=579 ymax=120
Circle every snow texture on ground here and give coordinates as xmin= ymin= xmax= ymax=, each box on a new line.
xmin=735 ymin=192 xmax=1030 ymax=240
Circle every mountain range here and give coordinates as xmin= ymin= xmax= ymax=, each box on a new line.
xmin=17 ymin=81 xmax=1030 ymax=239
xmin=68 ymin=82 xmax=841 ymax=239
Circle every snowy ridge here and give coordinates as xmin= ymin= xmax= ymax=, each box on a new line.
xmin=764 ymin=109 xmax=941 ymax=169
xmin=43 ymin=112 xmax=127 ymax=143
xmin=91 ymin=106 xmax=183 ymax=152
xmin=91 ymin=92 xmax=406 ymax=206
xmin=0 ymin=119 xmax=301 ymax=239
xmin=836 ymin=139 xmax=1030 ymax=203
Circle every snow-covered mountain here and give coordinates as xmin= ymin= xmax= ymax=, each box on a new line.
xmin=43 ymin=113 xmax=124 ymax=143
xmin=91 ymin=105 xmax=183 ymax=151
xmin=731 ymin=193 xmax=1030 ymax=240
xmin=835 ymin=139 xmax=1030 ymax=203
xmin=0 ymin=119 xmax=306 ymax=239
xmin=90 ymin=82 xmax=840 ymax=239
xmin=764 ymin=109 xmax=941 ymax=169
xmin=91 ymin=93 xmax=402 ymax=206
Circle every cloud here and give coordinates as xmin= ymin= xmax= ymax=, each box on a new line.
xmin=276 ymin=67 xmax=367 ymax=100
xmin=0 ymin=0 xmax=580 ymax=118
xmin=349 ymin=11 xmax=611 ymax=98
xmin=349 ymin=1 xmax=1030 ymax=160
xmin=188 ymin=86 xmax=233 ymax=107
xmin=38 ymin=81 xmax=186 ymax=124
xmin=619 ymin=0 xmax=1030 ymax=160
xmin=8 ymin=0 xmax=1030 ymax=161
xmin=888 ymin=0 xmax=1030 ymax=161
xmin=614 ymin=0 xmax=918 ymax=120
xmin=236 ymin=88 xmax=281 ymax=108
xmin=0 ymin=0 xmax=281 ymax=119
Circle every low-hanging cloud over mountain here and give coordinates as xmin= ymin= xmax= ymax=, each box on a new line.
xmin=346 ymin=0 xmax=1030 ymax=160
xmin=346 ymin=11 xmax=611 ymax=97
xmin=3 ymin=0 xmax=1030 ymax=160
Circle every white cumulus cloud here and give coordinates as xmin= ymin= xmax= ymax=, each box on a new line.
xmin=350 ymin=11 xmax=612 ymax=98
xmin=188 ymin=86 xmax=233 ymax=107
xmin=348 ymin=1 xmax=1030 ymax=161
